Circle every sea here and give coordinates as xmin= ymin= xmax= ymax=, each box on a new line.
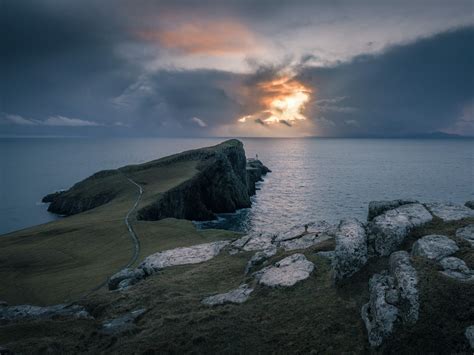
xmin=1 ymin=137 xmax=473 ymax=235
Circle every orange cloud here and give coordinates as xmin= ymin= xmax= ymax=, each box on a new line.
xmin=137 ymin=20 xmax=257 ymax=55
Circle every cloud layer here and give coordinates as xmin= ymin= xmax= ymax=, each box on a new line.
xmin=1 ymin=1 xmax=473 ymax=137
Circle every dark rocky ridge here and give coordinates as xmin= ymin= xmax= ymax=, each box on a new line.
xmin=43 ymin=139 xmax=270 ymax=221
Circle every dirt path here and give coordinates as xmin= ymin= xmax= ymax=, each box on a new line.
xmin=124 ymin=178 xmax=143 ymax=268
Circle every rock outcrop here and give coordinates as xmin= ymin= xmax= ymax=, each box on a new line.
xmin=368 ymin=199 xmax=418 ymax=221
xmin=362 ymin=251 xmax=419 ymax=347
xmin=244 ymin=247 xmax=277 ymax=275
xmin=139 ymin=241 xmax=230 ymax=275
xmin=368 ymin=203 xmax=433 ymax=256
xmin=202 ymin=284 xmax=254 ymax=306
xmin=439 ymin=257 xmax=474 ymax=282
xmin=456 ymin=224 xmax=474 ymax=247
xmin=255 ymin=254 xmax=314 ymax=287
xmin=332 ymin=218 xmax=368 ymax=283
xmin=42 ymin=140 xmax=270 ymax=221
xmin=425 ymin=202 xmax=474 ymax=222
xmin=100 ymin=309 xmax=145 ymax=335
xmin=108 ymin=268 xmax=146 ymax=291
xmin=411 ymin=235 xmax=459 ymax=260
xmin=0 ymin=303 xmax=91 ymax=323
xmin=466 ymin=325 xmax=474 ymax=349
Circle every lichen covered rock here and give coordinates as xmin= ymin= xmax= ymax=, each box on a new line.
xmin=108 ymin=268 xmax=145 ymax=291
xmin=0 ymin=303 xmax=91 ymax=322
xmin=202 ymin=284 xmax=254 ymax=306
xmin=368 ymin=199 xmax=419 ymax=221
xmin=139 ymin=241 xmax=230 ymax=274
xmin=456 ymin=224 xmax=474 ymax=247
xmin=368 ymin=203 xmax=433 ymax=256
xmin=425 ymin=202 xmax=474 ymax=222
xmin=255 ymin=254 xmax=314 ymax=287
xmin=245 ymin=246 xmax=277 ymax=275
xmin=333 ymin=218 xmax=368 ymax=282
xmin=439 ymin=257 xmax=474 ymax=282
xmin=411 ymin=235 xmax=459 ymax=260
xmin=100 ymin=309 xmax=145 ymax=335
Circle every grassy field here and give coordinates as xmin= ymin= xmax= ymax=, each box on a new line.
xmin=0 ymin=160 xmax=238 ymax=305
xmin=1 ymin=214 xmax=473 ymax=353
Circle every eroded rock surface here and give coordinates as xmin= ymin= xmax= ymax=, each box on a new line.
xmin=368 ymin=203 xmax=433 ymax=256
xmin=439 ymin=257 xmax=474 ymax=282
xmin=101 ymin=309 xmax=145 ymax=335
xmin=280 ymin=234 xmax=332 ymax=251
xmin=389 ymin=251 xmax=419 ymax=324
xmin=361 ymin=273 xmax=399 ymax=347
xmin=333 ymin=218 xmax=368 ymax=283
xmin=0 ymin=303 xmax=91 ymax=322
xmin=466 ymin=325 xmax=474 ymax=349
xmin=108 ymin=268 xmax=145 ymax=291
xmin=242 ymin=233 xmax=275 ymax=252
xmin=362 ymin=251 xmax=419 ymax=347
xmin=425 ymin=202 xmax=474 ymax=222
xmin=368 ymin=199 xmax=418 ymax=221
xmin=411 ymin=235 xmax=459 ymax=260
xmin=255 ymin=254 xmax=314 ymax=287
xmin=245 ymin=246 xmax=277 ymax=275
xmin=202 ymin=284 xmax=254 ymax=306
xmin=139 ymin=241 xmax=230 ymax=274
xmin=456 ymin=224 xmax=474 ymax=247
xmin=274 ymin=221 xmax=335 ymax=242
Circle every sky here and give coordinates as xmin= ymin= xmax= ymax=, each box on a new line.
xmin=1 ymin=0 xmax=473 ymax=137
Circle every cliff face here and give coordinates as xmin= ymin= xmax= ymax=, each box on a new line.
xmin=43 ymin=139 xmax=270 ymax=221
xmin=136 ymin=140 xmax=270 ymax=221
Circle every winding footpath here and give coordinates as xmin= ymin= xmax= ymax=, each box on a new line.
xmin=124 ymin=178 xmax=143 ymax=268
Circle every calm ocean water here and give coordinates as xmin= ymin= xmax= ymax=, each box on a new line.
xmin=1 ymin=137 xmax=473 ymax=235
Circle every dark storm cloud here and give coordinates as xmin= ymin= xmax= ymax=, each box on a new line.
xmin=1 ymin=1 xmax=473 ymax=137
xmin=299 ymin=27 xmax=474 ymax=136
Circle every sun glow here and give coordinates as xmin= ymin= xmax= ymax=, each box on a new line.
xmin=238 ymin=74 xmax=311 ymax=126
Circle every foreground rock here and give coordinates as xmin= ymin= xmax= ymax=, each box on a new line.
xmin=139 ymin=241 xmax=230 ymax=275
xmin=245 ymin=246 xmax=277 ymax=275
xmin=368 ymin=199 xmax=418 ymax=221
xmin=279 ymin=234 xmax=332 ymax=251
xmin=108 ymin=268 xmax=146 ymax=291
xmin=101 ymin=309 xmax=145 ymax=335
xmin=332 ymin=218 xmax=368 ymax=283
xmin=202 ymin=284 xmax=254 ymax=306
xmin=425 ymin=202 xmax=474 ymax=222
xmin=466 ymin=325 xmax=474 ymax=349
xmin=0 ymin=303 xmax=91 ymax=323
xmin=456 ymin=224 xmax=474 ymax=247
xmin=439 ymin=257 xmax=474 ymax=282
xmin=411 ymin=235 xmax=459 ymax=260
xmin=368 ymin=203 xmax=433 ymax=256
xmin=361 ymin=273 xmax=399 ymax=347
xmin=361 ymin=251 xmax=419 ymax=347
xmin=255 ymin=254 xmax=314 ymax=287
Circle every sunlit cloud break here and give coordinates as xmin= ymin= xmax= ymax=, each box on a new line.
xmin=238 ymin=72 xmax=312 ymax=127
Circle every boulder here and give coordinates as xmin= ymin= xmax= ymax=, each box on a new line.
xmin=100 ymin=309 xmax=145 ymax=335
xmin=439 ymin=257 xmax=474 ymax=282
xmin=368 ymin=203 xmax=432 ymax=256
xmin=245 ymin=246 xmax=277 ymax=275
xmin=242 ymin=233 xmax=275 ymax=251
xmin=368 ymin=199 xmax=419 ymax=221
xmin=389 ymin=251 xmax=419 ymax=324
xmin=411 ymin=235 xmax=459 ymax=260
xmin=332 ymin=218 xmax=368 ymax=283
xmin=201 ymin=284 xmax=254 ymax=306
xmin=139 ymin=241 xmax=230 ymax=275
xmin=456 ymin=224 xmax=474 ymax=247
xmin=466 ymin=201 xmax=474 ymax=210
xmin=279 ymin=234 xmax=332 ymax=251
xmin=425 ymin=202 xmax=474 ymax=222
xmin=361 ymin=273 xmax=399 ymax=347
xmin=274 ymin=221 xmax=335 ymax=242
xmin=108 ymin=268 xmax=145 ymax=290
xmin=466 ymin=325 xmax=474 ymax=349
xmin=255 ymin=254 xmax=315 ymax=287
xmin=0 ymin=303 xmax=91 ymax=322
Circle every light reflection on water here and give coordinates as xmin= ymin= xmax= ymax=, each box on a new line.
xmin=1 ymin=137 xmax=473 ymax=235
